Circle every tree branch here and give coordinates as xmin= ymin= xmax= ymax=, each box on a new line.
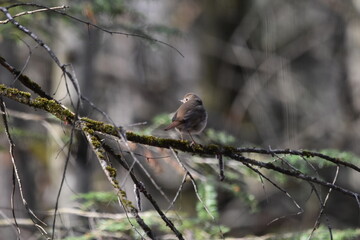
xmin=0 ymin=3 xmax=184 ymax=57
xmin=0 ymin=82 xmax=358 ymax=202
xmin=0 ymin=5 xmax=68 ymax=24
xmin=83 ymin=128 xmax=155 ymax=239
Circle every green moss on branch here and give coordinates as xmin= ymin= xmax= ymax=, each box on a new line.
xmin=0 ymin=84 xmax=31 ymax=104
xmin=82 ymin=117 xmax=119 ymax=136
xmin=0 ymin=84 xmax=75 ymax=123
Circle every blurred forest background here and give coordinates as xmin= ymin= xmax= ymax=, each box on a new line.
xmin=1 ymin=0 xmax=360 ymax=239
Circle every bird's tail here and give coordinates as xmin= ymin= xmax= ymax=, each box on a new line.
xmin=164 ymin=121 xmax=182 ymax=131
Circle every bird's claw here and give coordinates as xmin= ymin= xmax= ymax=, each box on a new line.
xmin=190 ymin=141 xmax=198 ymax=148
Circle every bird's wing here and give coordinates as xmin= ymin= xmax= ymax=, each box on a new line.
xmin=164 ymin=100 xmax=204 ymax=131
xmin=171 ymin=111 xmax=178 ymax=121
xmin=183 ymin=104 xmax=206 ymax=122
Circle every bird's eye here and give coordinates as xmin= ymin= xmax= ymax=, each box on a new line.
xmin=185 ymin=98 xmax=189 ymax=101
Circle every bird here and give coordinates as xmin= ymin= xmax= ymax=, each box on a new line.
xmin=164 ymin=93 xmax=207 ymax=144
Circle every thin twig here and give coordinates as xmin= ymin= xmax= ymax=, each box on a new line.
xmin=258 ymin=174 xmax=269 ymax=204
xmin=236 ymin=147 xmax=360 ymax=173
xmin=242 ymin=162 xmax=304 ymax=225
xmin=115 ymin=138 xmax=172 ymax=204
xmin=10 ymin=38 xmax=37 ymax=86
xmin=227 ymin=152 xmax=359 ymax=200
xmin=170 ymin=148 xmax=215 ymax=219
xmin=0 ymin=6 xmax=82 ymax=111
xmin=11 ymin=168 xmax=20 ymax=239
xmin=0 ymin=5 xmax=68 ymax=24
xmin=50 ymin=123 xmax=75 ymax=239
xmin=0 ymin=98 xmax=48 ymax=238
xmin=103 ymin=143 xmax=185 ymax=240
xmin=169 ymin=148 xmax=226 ymax=239
xmin=2 ymin=3 xmax=184 ymax=57
xmin=307 ymin=166 xmax=339 ymax=240
xmin=166 ymin=173 xmax=188 ymax=212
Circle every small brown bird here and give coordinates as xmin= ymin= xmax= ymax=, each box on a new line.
xmin=164 ymin=93 xmax=207 ymax=144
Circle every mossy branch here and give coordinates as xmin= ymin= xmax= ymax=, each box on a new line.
xmin=82 ymin=128 xmax=156 ymax=239
xmin=0 ymin=83 xmax=184 ymax=239
xmin=0 ymin=83 xmax=359 ymax=203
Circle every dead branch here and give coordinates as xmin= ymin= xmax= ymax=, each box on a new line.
xmin=0 ymin=5 xmax=68 ymax=24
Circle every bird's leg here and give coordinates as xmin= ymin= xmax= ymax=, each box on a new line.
xmin=188 ymin=131 xmax=197 ymax=146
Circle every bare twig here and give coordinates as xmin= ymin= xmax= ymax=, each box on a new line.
xmin=0 ymin=6 xmax=82 ymax=112
xmin=307 ymin=166 xmax=339 ymax=240
xmin=103 ymin=144 xmax=185 ymax=240
xmin=169 ymin=148 xmax=226 ymax=239
xmin=166 ymin=173 xmax=188 ymax=212
xmin=10 ymin=38 xmax=37 ymax=86
xmin=10 ymin=168 xmax=20 ymax=239
xmin=115 ymin=138 xmax=172 ymax=205
xmin=1 ymin=3 xmax=184 ymax=57
xmin=50 ymin=124 xmax=75 ymax=239
xmin=0 ymin=98 xmax=48 ymax=238
xmin=258 ymin=174 xmax=269 ymax=204
xmin=170 ymin=148 xmax=215 ymax=219
xmin=236 ymin=147 xmax=360 ymax=173
xmin=0 ymin=5 xmax=68 ymax=24
xmin=242 ymin=162 xmax=304 ymax=225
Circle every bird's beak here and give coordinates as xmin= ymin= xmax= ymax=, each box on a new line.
xmin=180 ymin=99 xmax=186 ymax=103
